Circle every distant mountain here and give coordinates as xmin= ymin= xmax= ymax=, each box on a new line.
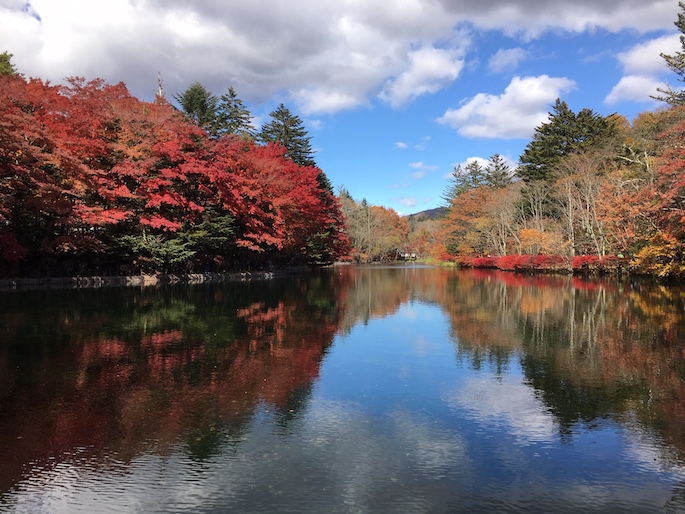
xmin=405 ymin=207 xmax=447 ymax=220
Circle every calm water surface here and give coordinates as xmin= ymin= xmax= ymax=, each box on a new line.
xmin=2 ymin=266 xmax=685 ymax=513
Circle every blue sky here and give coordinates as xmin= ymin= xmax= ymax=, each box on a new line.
xmin=1 ymin=0 xmax=682 ymax=214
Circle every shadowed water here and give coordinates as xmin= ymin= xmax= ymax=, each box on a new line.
xmin=1 ymin=266 xmax=685 ymax=513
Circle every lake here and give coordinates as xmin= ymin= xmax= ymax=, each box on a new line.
xmin=1 ymin=265 xmax=685 ymax=513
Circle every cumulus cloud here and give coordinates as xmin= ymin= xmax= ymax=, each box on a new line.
xmin=488 ymin=47 xmax=528 ymax=73
xmin=380 ymin=45 xmax=466 ymax=108
xmin=437 ymin=75 xmax=576 ymax=139
xmin=605 ymin=34 xmax=681 ymax=104
xmin=0 ymin=0 xmax=676 ymax=116
xmin=395 ymin=142 xmax=409 ymax=149
xmin=444 ymin=0 xmax=675 ymax=38
xmin=605 ymin=75 xmax=666 ymax=104
xmin=617 ymin=34 xmax=680 ymax=75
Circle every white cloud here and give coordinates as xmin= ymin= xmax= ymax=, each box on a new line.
xmin=0 ymin=0 xmax=675 ymax=117
xmin=395 ymin=142 xmax=409 ymax=149
xmin=605 ymin=75 xmax=666 ymax=104
xmin=399 ymin=197 xmax=418 ymax=207
xmin=617 ymin=34 xmax=680 ymax=76
xmin=447 ymin=0 xmax=675 ymax=38
xmin=437 ymin=75 xmax=576 ymax=139
xmin=604 ymin=34 xmax=681 ymax=105
xmin=380 ymin=45 xmax=466 ymax=108
xmin=409 ymin=161 xmax=439 ymax=171
xmin=308 ymin=119 xmax=323 ymax=131
xmin=294 ymin=89 xmax=365 ymax=115
xmin=488 ymin=47 xmax=528 ymax=73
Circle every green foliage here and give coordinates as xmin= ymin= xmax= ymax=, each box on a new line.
xmin=442 ymin=154 xmax=512 ymax=205
xmin=442 ymin=160 xmax=486 ymax=204
xmin=174 ymin=82 xmax=218 ymax=132
xmin=116 ymin=212 xmax=235 ymax=273
xmin=258 ymin=104 xmax=316 ymax=167
xmin=654 ymin=2 xmax=685 ymax=105
xmin=0 ymin=51 xmax=17 ymax=76
xmin=117 ymin=231 xmax=195 ymax=272
xmin=179 ymin=209 xmax=236 ymax=257
xmin=215 ymin=86 xmax=255 ymax=139
xmin=518 ymin=99 xmax=615 ymax=182
xmin=486 ymin=153 xmax=513 ymax=189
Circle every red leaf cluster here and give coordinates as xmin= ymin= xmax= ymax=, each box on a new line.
xmin=0 ymin=74 xmax=348 ymax=276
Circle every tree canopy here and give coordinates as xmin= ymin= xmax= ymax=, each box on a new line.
xmin=174 ymin=82 xmax=218 ymax=132
xmin=258 ymin=104 xmax=316 ymax=167
xmin=517 ymin=99 xmax=615 ymax=182
xmin=0 ymin=74 xmax=348 ymax=277
xmin=0 ymin=51 xmax=17 ymax=76
xmin=215 ymin=86 xmax=255 ymax=139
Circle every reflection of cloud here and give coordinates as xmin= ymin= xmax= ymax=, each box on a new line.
xmin=448 ymin=374 xmax=556 ymax=443
xmin=389 ymin=410 xmax=469 ymax=477
xmin=621 ymin=420 xmax=685 ymax=477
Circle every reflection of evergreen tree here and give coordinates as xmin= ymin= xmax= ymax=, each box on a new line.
xmin=518 ymin=353 xmax=636 ymax=433
xmin=275 ymin=383 xmax=314 ymax=429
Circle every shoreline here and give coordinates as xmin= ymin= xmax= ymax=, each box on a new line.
xmin=0 ymin=271 xmax=284 ymax=291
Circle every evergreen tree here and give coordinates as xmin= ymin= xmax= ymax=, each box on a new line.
xmin=654 ymin=2 xmax=685 ymax=105
xmin=174 ymin=82 xmax=218 ymax=133
xmin=485 ymin=153 xmax=513 ymax=189
xmin=0 ymin=51 xmax=18 ymax=76
xmin=518 ymin=99 xmax=614 ymax=182
xmin=442 ymin=160 xmax=486 ymax=205
xmin=258 ymin=104 xmax=316 ymax=167
xmin=215 ymin=86 xmax=255 ymax=139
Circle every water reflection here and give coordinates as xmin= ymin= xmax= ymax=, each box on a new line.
xmin=1 ymin=266 xmax=685 ymax=512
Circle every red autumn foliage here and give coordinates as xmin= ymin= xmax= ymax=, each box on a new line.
xmin=0 ymin=74 xmax=347 ymax=276
xmin=459 ymin=254 xmax=568 ymax=272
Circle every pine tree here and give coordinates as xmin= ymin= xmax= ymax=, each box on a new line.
xmin=518 ymin=99 xmax=614 ymax=182
xmin=442 ymin=160 xmax=487 ymax=205
xmin=258 ymin=104 xmax=316 ymax=167
xmin=215 ymin=86 xmax=255 ymax=139
xmin=174 ymin=82 xmax=218 ymax=133
xmin=485 ymin=154 xmax=513 ymax=189
xmin=0 ymin=51 xmax=18 ymax=76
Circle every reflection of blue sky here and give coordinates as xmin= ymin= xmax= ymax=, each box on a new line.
xmin=6 ymin=300 xmax=685 ymax=512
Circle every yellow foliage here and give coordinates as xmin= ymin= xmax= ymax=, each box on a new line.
xmin=632 ymin=233 xmax=685 ymax=277
xmin=518 ymin=228 xmax=565 ymax=255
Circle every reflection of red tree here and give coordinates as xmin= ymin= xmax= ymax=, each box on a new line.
xmin=0 ymin=295 xmax=341 ymax=491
